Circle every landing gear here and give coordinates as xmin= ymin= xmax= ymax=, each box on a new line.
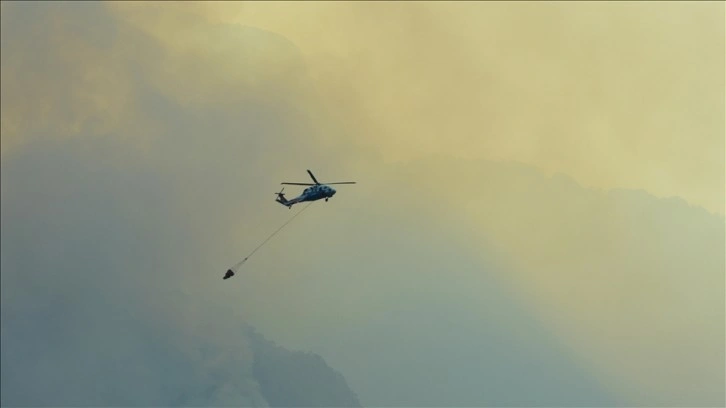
xmin=325 ymin=198 xmax=329 ymax=202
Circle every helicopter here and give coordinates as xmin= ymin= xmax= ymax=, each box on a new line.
xmin=275 ymin=169 xmax=356 ymax=208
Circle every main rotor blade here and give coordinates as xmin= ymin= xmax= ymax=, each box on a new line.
xmin=324 ymin=182 xmax=357 ymax=185
xmin=281 ymin=182 xmax=315 ymax=186
xmin=307 ymin=170 xmax=320 ymax=185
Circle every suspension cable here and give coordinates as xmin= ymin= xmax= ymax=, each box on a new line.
xmin=225 ymin=202 xmax=314 ymax=279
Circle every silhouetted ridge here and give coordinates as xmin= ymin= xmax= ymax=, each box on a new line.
xmin=245 ymin=327 xmax=361 ymax=407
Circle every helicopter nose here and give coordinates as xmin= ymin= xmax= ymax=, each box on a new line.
xmin=330 ymin=187 xmax=336 ymax=196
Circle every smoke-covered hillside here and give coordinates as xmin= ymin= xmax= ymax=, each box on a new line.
xmin=246 ymin=327 xmax=361 ymax=407
xmin=2 ymin=2 xmax=722 ymax=406
xmin=166 ymin=324 xmax=361 ymax=407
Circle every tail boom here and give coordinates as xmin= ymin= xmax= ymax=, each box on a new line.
xmin=276 ymin=194 xmax=302 ymax=208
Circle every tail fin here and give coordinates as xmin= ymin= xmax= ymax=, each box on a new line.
xmin=275 ymin=188 xmax=289 ymax=206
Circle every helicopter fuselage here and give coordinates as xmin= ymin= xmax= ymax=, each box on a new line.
xmin=276 ymin=185 xmax=336 ymax=208
xmin=300 ymin=184 xmax=336 ymax=202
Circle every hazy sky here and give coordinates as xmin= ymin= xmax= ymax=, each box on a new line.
xmin=100 ymin=0 xmax=725 ymax=216
xmin=2 ymin=2 xmax=724 ymax=407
